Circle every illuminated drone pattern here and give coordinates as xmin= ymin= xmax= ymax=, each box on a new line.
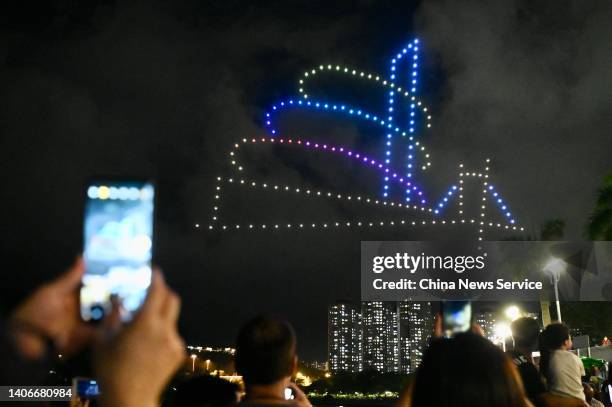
xmin=207 ymin=39 xmax=523 ymax=240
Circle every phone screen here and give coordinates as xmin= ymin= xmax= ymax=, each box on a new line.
xmin=442 ymin=300 xmax=472 ymax=338
xmin=81 ymin=180 xmax=155 ymax=322
xmin=284 ymin=388 xmax=295 ymax=400
xmin=73 ymin=378 xmax=100 ymax=399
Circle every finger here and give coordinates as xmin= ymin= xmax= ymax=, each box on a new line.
xmin=97 ymin=297 xmax=122 ymax=341
xmin=54 ymin=257 xmax=85 ymax=290
xmin=161 ymin=289 xmax=181 ymax=324
xmin=61 ymin=322 xmax=98 ymax=354
xmin=141 ymin=269 xmax=167 ymax=315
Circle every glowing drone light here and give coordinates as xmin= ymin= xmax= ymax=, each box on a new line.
xmin=206 ymin=38 xmax=523 ymax=240
xmin=266 ymin=39 xmax=430 ymax=202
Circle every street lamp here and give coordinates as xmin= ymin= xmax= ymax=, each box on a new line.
xmin=190 ymin=354 xmax=197 ymax=372
xmin=544 ymin=257 xmax=566 ymax=322
xmin=504 ymin=305 xmax=521 ymax=322
xmin=494 ymin=322 xmax=512 ymax=352
xmin=205 ymin=359 xmax=211 ymax=372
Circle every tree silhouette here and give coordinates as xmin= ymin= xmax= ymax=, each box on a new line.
xmin=586 ymin=173 xmax=612 ymax=240
xmin=541 ymin=218 xmax=565 ymax=241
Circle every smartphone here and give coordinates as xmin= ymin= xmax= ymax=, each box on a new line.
xmin=441 ymin=300 xmax=472 ymax=338
xmin=284 ymin=387 xmax=295 ymax=400
xmin=72 ymin=377 xmax=100 ymax=399
xmin=80 ymin=179 xmax=155 ymax=322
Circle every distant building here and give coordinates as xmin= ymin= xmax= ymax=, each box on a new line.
xmin=362 ymin=302 xmax=399 ymax=372
xmin=328 ymin=302 xmax=362 ymax=373
xmin=474 ymin=310 xmax=497 ymax=341
xmin=399 ymin=301 xmax=433 ymax=373
xmin=303 ymin=360 xmax=328 ymax=371
xmin=328 ymin=301 xmax=433 ymax=373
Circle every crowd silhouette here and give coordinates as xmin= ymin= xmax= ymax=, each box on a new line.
xmin=1 ymin=259 xmax=610 ymax=407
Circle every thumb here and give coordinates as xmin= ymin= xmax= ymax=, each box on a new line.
xmin=96 ymin=297 xmax=122 ymax=344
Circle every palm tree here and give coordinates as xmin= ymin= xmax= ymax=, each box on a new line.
xmin=585 ymin=172 xmax=612 ymax=240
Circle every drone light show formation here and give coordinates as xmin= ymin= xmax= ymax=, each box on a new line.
xmin=207 ymin=38 xmax=524 ymax=240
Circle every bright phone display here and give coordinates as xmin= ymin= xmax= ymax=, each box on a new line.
xmin=284 ymin=388 xmax=295 ymax=400
xmin=81 ymin=180 xmax=154 ymax=322
xmin=442 ymin=300 xmax=472 ymax=338
xmin=73 ymin=378 xmax=100 ymax=399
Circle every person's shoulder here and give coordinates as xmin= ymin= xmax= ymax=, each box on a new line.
xmin=567 ymin=351 xmax=583 ymax=365
xmin=554 ymin=349 xmax=579 ymax=362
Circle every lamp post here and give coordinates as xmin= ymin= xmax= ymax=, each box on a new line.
xmin=190 ymin=354 xmax=197 ymax=372
xmin=544 ymin=258 xmax=566 ymax=322
xmin=494 ymin=322 xmax=512 ymax=352
xmin=205 ymin=359 xmax=211 ymax=372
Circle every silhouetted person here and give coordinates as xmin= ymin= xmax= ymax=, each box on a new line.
xmin=508 ymin=317 xmax=546 ymax=405
xmin=408 ymin=332 xmax=533 ymax=407
xmin=172 ymin=374 xmax=240 ymax=407
xmin=235 ymin=315 xmax=310 ymax=406
xmin=584 ymin=382 xmax=605 ymax=407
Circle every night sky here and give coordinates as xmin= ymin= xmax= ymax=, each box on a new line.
xmin=1 ymin=0 xmax=612 ymax=360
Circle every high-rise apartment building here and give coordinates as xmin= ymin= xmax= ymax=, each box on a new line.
xmin=328 ymin=302 xmax=362 ymax=372
xmin=361 ymin=301 xmax=400 ymax=372
xmin=328 ymin=301 xmax=432 ymax=373
xmin=474 ymin=310 xmax=497 ymax=341
xmin=399 ymin=301 xmax=433 ymax=373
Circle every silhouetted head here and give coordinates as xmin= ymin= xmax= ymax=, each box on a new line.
xmin=173 ymin=374 xmax=240 ymax=407
xmin=235 ymin=315 xmax=297 ymax=386
xmin=410 ymin=333 xmax=529 ymax=407
xmin=540 ymin=323 xmax=571 ymax=350
xmin=511 ymin=317 xmax=540 ymax=349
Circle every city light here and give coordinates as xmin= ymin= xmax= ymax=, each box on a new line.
xmin=494 ymin=322 xmax=512 ymax=351
xmin=190 ymin=354 xmax=197 ymax=372
xmin=296 ymin=371 xmax=313 ymax=386
xmin=504 ymin=305 xmax=521 ymax=321
xmin=544 ymin=257 xmax=566 ymax=276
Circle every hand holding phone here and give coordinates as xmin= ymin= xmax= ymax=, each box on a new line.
xmin=10 ymin=258 xmax=95 ymax=359
xmin=81 ymin=180 xmax=155 ymax=322
xmin=285 ymin=383 xmax=312 ymax=407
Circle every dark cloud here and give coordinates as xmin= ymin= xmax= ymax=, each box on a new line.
xmin=414 ymin=0 xmax=612 ymax=235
